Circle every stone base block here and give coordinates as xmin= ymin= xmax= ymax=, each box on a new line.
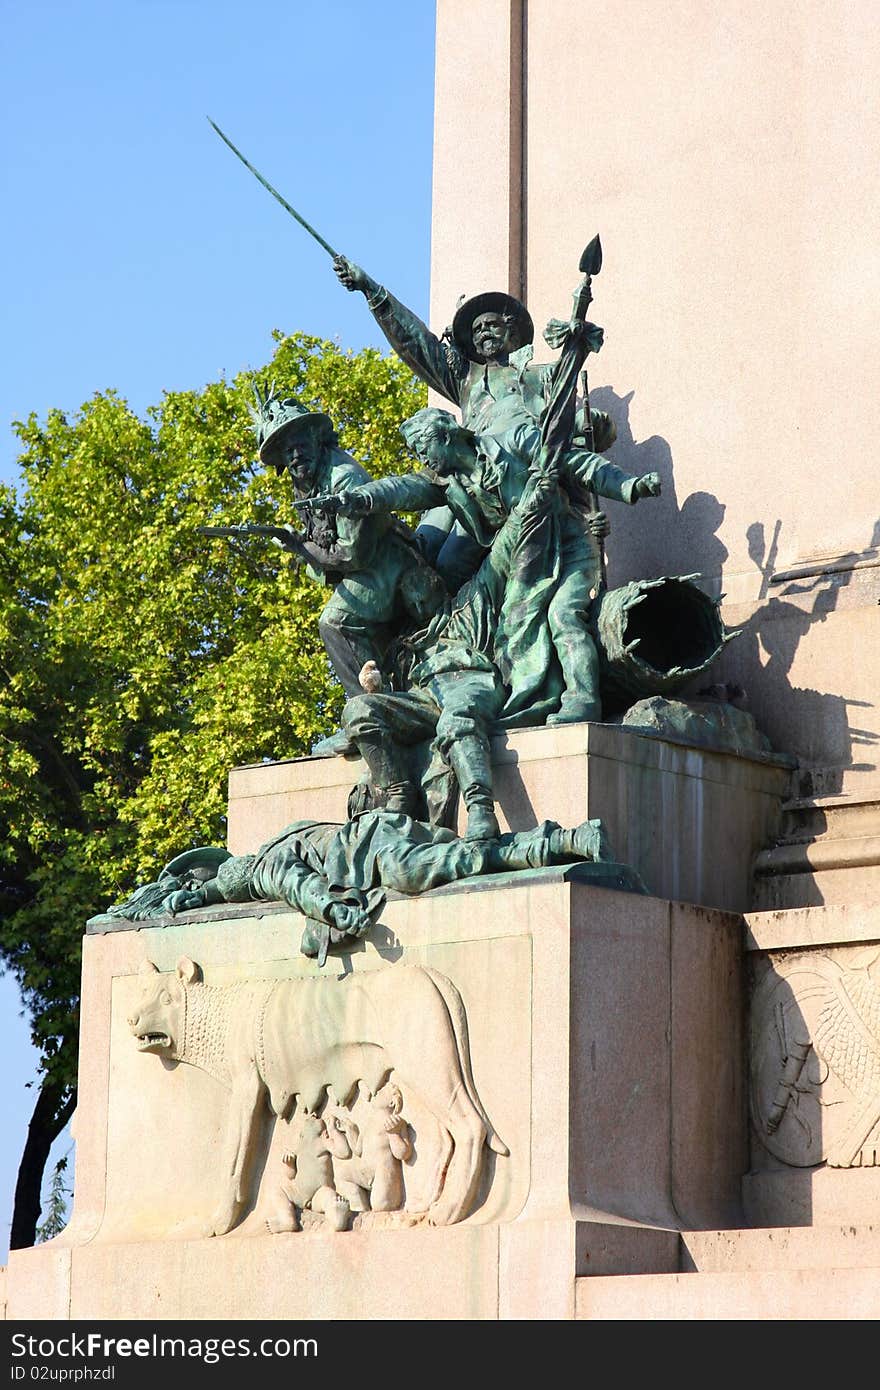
xmin=11 ymin=1218 xmax=879 ymax=1321
xmin=4 ymin=875 xmax=745 ymax=1322
xmin=680 ymin=1223 xmax=880 ymax=1272
xmin=7 ymin=1226 xmax=502 ymax=1323
xmin=752 ymin=778 xmax=880 ymax=909
xmin=575 ymin=1263 xmax=880 ymax=1320
xmin=744 ymin=902 xmax=880 ymax=1227
xmin=576 ymin=1210 xmax=880 ymax=1319
xmin=742 ymin=1168 xmax=880 ymax=1229
xmin=227 ymin=722 xmax=791 ymax=913
xmin=719 ymin=562 xmax=880 ymax=782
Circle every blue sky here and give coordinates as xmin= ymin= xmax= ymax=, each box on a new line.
xmin=0 ymin=0 xmax=436 ymax=1260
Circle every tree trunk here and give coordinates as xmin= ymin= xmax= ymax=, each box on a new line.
xmin=10 ymin=1077 xmax=77 ymax=1249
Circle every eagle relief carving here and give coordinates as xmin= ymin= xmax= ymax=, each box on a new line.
xmin=750 ymin=948 xmax=880 ymax=1170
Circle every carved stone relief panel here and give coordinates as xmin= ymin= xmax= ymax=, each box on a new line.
xmin=127 ymin=956 xmax=509 ymax=1236
xmin=750 ymin=949 xmax=880 ymax=1170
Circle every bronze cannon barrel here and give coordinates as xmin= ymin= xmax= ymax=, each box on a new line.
xmin=594 ymin=575 xmax=733 ymax=714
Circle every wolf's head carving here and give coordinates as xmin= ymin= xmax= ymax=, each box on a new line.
xmin=127 ymin=957 xmax=201 ymax=1057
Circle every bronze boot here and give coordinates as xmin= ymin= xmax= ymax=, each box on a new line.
xmin=447 ymin=735 xmax=500 ymax=840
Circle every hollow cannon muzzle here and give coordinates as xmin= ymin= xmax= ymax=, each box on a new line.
xmin=594 ymin=574 xmax=735 ymax=715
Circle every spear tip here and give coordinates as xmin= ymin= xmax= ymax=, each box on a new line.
xmin=579 ymin=233 xmax=603 ymax=276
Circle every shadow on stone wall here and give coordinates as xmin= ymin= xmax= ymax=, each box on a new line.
xmin=589 ymin=387 xmax=878 ymax=784
xmin=589 ymin=386 xmax=728 ymax=591
xmin=723 ymin=519 xmax=880 ymax=786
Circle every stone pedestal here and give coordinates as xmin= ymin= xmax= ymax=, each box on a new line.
xmin=743 ymin=902 xmax=880 ymax=1228
xmin=5 ymin=876 xmax=744 ymax=1322
xmin=752 ymin=775 xmax=880 ymax=911
xmin=228 ymin=723 xmax=791 ymax=914
xmin=7 ymin=734 xmax=880 ymax=1321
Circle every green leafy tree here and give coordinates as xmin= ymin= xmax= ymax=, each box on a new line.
xmin=35 ymin=1152 xmax=71 ymax=1243
xmin=0 ymin=332 xmax=425 ymax=1246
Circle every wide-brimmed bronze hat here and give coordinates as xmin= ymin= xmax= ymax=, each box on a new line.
xmin=452 ymin=292 xmax=534 ymax=362
xmin=160 ymin=846 xmax=232 ymax=881
xmin=250 ymin=390 xmax=333 ymax=471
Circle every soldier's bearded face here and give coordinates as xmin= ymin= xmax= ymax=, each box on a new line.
xmin=280 ymin=428 xmax=320 ymax=484
xmin=472 ymin=311 xmax=517 ymax=360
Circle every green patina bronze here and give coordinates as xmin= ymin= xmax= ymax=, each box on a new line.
xmin=330 ymin=242 xmax=649 ymax=500
xmin=208 ymin=118 xmax=338 ymax=257
xmin=91 ymin=812 xmax=631 ymax=966
xmin=316 ymin=400 xmax=659 ymax=731
xmin=618 ymin=694 xmax=776 ymax=759
xmin=64 ymin=126 xmax=772 ymax=1030
xmin=594 ymin=575 xmax=734 ymax=714
xmin=155 ymin=126 xmax=751 ymax=936
xmin=343 ymin=468 xmax=577 ymax=837
xmin=206 ymin=386 xmax=437 ymax=700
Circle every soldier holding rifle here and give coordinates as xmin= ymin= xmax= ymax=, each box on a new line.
xmin=206 ymin=123 xmax=659 ymax=586
xmin=207 ymin=391 xmax=434 ymax=703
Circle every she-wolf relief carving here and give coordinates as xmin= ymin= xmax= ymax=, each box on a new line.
xmin=750 ymin=949 xmax=880 ymax=1170
xmin=127 ymin=956 xmax=507 ymax=1236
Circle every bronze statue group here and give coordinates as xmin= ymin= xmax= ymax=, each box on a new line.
xmin=97 ymin=255 xmax=672 ymax=963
